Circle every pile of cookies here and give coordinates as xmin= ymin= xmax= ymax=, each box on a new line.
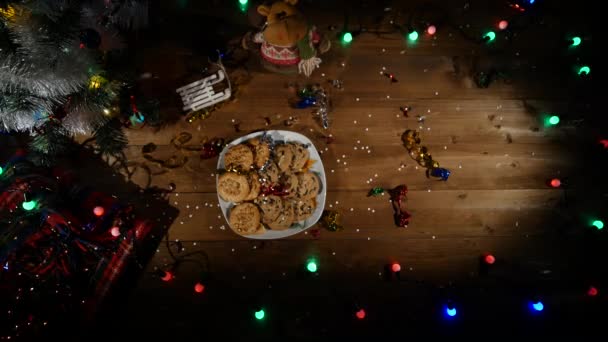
xmin=217 ymin=136 xmax=321 ymax=235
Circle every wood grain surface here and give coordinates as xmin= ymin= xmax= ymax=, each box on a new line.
xmin=103 ymin=1 xmax=599 ymax=339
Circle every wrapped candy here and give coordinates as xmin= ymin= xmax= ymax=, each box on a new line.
xmin=429 ymin=167 xmax=450 ymax=181
xmin=295 ymin=96 xmax=317 ymax=108
xmin=201 ymin=138 xmax=225 ymax=159
xmin=292 ymin=84 xmax=331 ymax=129
xmin=390 ymin=185 xmax=410 ymax=228
xmin=367 ymin=187 xmax=385 ymax=197
xmin=402 ymin=129 xmax=450 ymax=181
xmin=321 ymin=210 xmax=343 ymax=231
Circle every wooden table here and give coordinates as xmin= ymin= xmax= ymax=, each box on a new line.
xmin=103 ymin=1 xmax=599 ymax=339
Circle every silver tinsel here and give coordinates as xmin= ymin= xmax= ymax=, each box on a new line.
xmin=312 ymin=85 xmax=331 ymax=129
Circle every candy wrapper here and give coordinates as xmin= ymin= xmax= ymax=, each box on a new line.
xmin=291 ymin=84 xmax=332 ymax=129
xmin=320 ymin=210 xmax=343 ymax=231
xmin=401 ymin=129 xmax=450 ymax=181
xmin=390 ymin=185 xmax=411 ymax=227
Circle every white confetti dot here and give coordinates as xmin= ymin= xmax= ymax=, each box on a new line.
xmin=331 ymin=169 xmax=335 ymax=173
xmin=386 ymin=95 xmax=390 ymax=99
xmin=356 ymin=98 xmax=360 ymax=101
xmin=432 ymin=236 xmax=436 ymax=239
xmin=231 ymin=248 xmax=235 ymax=252
xmin=350 ymin=208 xmax=354 ymax=211
xmin=354 ymin=120 xmax=357 ymax=124
xmin=356 ymin=229 xmax=360 ymax=232
xmin=365 ymin=128 xmax=369 ymax=131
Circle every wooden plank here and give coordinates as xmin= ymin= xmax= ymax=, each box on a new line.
xmin=138 ymin=190 xmax=562 ymax=241
xmin=122 ymin=98 xmax=574 ymax=146
xmin=103 ymin=141 xmax=571 ymax=192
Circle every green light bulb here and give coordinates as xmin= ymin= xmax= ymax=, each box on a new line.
xmin=0 ymin=166 xmax=3 ymax=175
xmin=484 ymin=31 xmax=496 ymax=42
xmin=22 ymin=200 xmax=36 ymax=211
xmin=571 ymin=37 xmax=581 ymax=47
xmin=255 ymin=309 xmax=265 ymax=320
xmin=578 ymin=66 xmax=590 ymax=76
xmin=408 ymin=30 xmax=419 ymax=41
xmin=548 ymin=115 xmax=560 ymax=125
xmin=238 ymin=0 xmax=248 ymax=5
xmin=592 ymin=220 xmax=604 ymax=230
xmin=307 ymin=261 xmax=318 ymax=272
xmin=342 ymin=32 xmax=353 ymax=43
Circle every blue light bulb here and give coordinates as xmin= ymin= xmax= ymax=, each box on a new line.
xmin=446 ymin=307 xmax=457 ymax=317
xmin=532 ymin=301 xmax=544 ymax=312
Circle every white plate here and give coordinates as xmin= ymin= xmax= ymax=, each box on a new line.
xmin=216 ymin=130 xmax=327 ymax=239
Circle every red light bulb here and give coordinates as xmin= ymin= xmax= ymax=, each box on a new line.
xmin=161 ymin=271 xmax=173 ymax=282
xmin=194 ymin=283 xmax=205 ymax=293
xmin=110 ymin=227 xmax=120 ymax=237
xmin=427 ymin=25 xmax=436 ymax=35
xmin=356 ymin=309 xmax=366 ymax=319
xmin=498 ymin=20 xmax=508 ymax=30
xmin=391 ymin=263 xmax=401 ymax=272
xmin=588 ymin=286 xmax=598 ymax=296
xmin=93 ymin=206 xmax=105 ymax=216
xmin=484 ymin=254 xmax=496 ymax=265
xmin=550 ymin=178 xmax=561 ymax=188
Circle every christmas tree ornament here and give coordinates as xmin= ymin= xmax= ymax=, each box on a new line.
xmin=88 ymin=75 xmax=107 ymax=90
xmin=243 ymin=0 xmax=330 ymax=77
xmin=0 ymin=4 xmax=16 ymax=18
